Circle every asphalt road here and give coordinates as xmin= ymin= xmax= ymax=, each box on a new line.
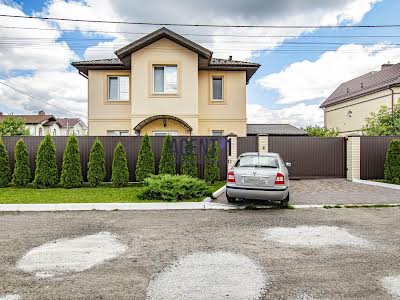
xmin=1 ymin=208 xmax=400 ymax=299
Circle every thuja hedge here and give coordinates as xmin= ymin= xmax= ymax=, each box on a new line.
xmin=384 ymin=139 xmax=400 ymax=184
xmin=0 ymin=135 xmax=221 ymax=188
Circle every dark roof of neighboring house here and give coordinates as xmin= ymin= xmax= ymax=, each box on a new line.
xmin=71 ymin=27 xmax=260 ymax=83
xmin=246 ymin=124 xmax=307 ymax=136
xmin=320 ymin=63 xmax=400 ymax=108
xmin=0 ymin=114 xmax=57 ymax=125
xmin=56 ymin=118 xmax=85 ymax=128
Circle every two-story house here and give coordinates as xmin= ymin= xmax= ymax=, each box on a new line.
xmin=72 ymin=27 xmax=260 ymax=137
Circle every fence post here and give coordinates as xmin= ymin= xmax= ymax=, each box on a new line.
xmin=258 ymin=135 xmax=269 ymax=152
xmin=227 ymin=134 xmax=237 ymax=172
xmin=346 ymin=136 xmax=361 ymax=181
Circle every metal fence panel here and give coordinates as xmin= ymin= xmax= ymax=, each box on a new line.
xmin=268 ymin=136 xmax=346 ymax=178
xmin=1 ymin=136 xmax=228 ymax=181
xmin=237 ymin=136 xmax=258 ymax=156
xmin=360 ymin=136 xmax=400 ymax=180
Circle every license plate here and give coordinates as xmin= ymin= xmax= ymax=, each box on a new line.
xmin=243 ymin=176 xmax=267 ymax=184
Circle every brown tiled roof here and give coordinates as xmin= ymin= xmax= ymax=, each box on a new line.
xmin=320 ymin=63 xmax=400 ymax=108
xmin=71 ymin=58 xmax=124 ymax=66
xmin=56 ymin=118 xmax=82 ymax=128
xmin=209 ymin=58 xmax=260 ymax=67
xmin=247 ymin=124 xmax=307 ymax=136
xmin=0 ymin=114 xmax=56 ymax=125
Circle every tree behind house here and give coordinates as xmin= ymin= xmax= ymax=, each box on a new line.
xmin=305 ymin=125 xmax=339 ymax=137
xmin=111 ymin=143 xmax=129 ymax=187
xmin=159 ymin=135 xmax=176 ymax=175
xmin=384 ymin=139 xmax=400 ymax=184
xmin=0 ymin=116 xmax=30 ymax=136
xmin=136 ymin=134 xmax=155 ymax=181
xmin=181 ymin=138 xmax=197 ymax=177
xmin=87 ymin=138 xmax=106 ymax=187
xmin=13 ymin=138 xmax=31 ymax=187
xmin=204 ymin=141 xmax=220 ymax=184
xmin=363 ymin=103 xmax=400 ymax=136
xmin=0 ymin=137 xmax=11 ymax=187
xmin=34 ymin=135 xmax=58 ymax=188
xmin=60 ymin=135 xmax=83 ymax=188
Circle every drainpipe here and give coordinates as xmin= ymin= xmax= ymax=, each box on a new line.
xmin=389 ymin=87 xmax=395 ymax=113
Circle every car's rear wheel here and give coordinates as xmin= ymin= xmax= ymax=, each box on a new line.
xmin=226 ymin=192 xmax=236 ymax=203
xmin=280 ymin=193 xmax=290 ymax=209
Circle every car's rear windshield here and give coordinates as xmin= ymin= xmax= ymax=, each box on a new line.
xmin=235 ymin=155 xmax=279 ymax=168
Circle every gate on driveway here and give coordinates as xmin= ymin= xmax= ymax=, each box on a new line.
xmin=237 ymin=136 xmax=258 ymax=156
xmin=268 ymin=136 xmax=346 ymax=179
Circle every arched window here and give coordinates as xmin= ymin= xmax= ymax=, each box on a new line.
xmin=38 ymin=128 xmax=43 ymax=136
xmin=53 ymin=129 xmax=57 ymax=136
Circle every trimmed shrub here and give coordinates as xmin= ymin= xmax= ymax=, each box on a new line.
xmin=0 ymin=137 xmax=11 ymax=187
xmin=60 ymin=135 xmax=83 ymax=188
xmin=34 ymin=134 xmax=58 ymax=188
xmin=159 ymin=135 xmax=176 ymax=175
xmin=12 ymin=138 xmax=31 ymax=187
xmin=204 ymin=141 xmax=220 ymax=184
xmin=384 ymin=139 xmax=400 ymax=184
xmin=136 ymin=134 xmax=155 ymax=182
xmin=139 ymin=174 xmax=211 ymax=201
xmin=180 ymin=138 xmax=197 ymax=177
xmin=111 ymin=143 xmax=129 ymax=187
xmin=87 ymin=138 xmax=106 ymax=187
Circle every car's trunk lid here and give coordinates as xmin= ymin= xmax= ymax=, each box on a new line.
xmin=233 ymin=166 xmax=277 ymax=187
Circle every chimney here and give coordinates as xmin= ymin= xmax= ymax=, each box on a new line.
xmin=38 ymin=110 xmax=45 ymax=115
xmin=381 ymin=63 xmax=393 ymax=70
xmin=228 ymin=55 xmax=232 ymax=61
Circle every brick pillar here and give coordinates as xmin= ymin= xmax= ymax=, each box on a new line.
xmin=346 ymin=136 xmax=360 ymax=181
xmin=258 ymin=135 xmax=269 ymax=152
xmin=227 ymin=135 xmax=237 ymax=171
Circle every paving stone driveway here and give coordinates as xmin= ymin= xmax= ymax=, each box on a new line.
xmin=216 ymin=178 xmax=400 ymax=205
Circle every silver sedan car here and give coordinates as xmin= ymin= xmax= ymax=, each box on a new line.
xmin=226 ymin=152 xmax=290 ymax=207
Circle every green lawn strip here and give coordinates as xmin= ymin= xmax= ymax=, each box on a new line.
xmin=0 ymin=181 xmax=226 ymax=204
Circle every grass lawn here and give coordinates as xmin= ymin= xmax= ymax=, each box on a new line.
xmin=0 ymin=181 xmax=226 ymax=204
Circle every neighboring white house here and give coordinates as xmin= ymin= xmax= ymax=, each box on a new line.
xmin=321 ymin=63 xmax=400 ymax=135
xmin=0 ymin=111 xmax=87 ymax=136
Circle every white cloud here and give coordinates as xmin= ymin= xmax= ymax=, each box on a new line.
xmin=247 ymin=103 xmax=323 ymax=127
xmin=257 ymin=44 xmax=400 ymax=104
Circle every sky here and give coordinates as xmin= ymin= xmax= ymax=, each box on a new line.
xmin=1 ymin=0 xmax=400 ymax=127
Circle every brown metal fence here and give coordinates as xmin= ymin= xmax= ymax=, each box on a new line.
xmin=360 ymin=136 xmax=400 ymax=179
xmin=237 ymin=136 xmax=258 ymax=156
xmin=268 ymin=136 xmax=346 ymax=178
xmin=1 ymin=136 xmax=227 ymax=181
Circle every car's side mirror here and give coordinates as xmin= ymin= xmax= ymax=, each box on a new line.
xmin=285 ymin=162 xmax=292 ymax=167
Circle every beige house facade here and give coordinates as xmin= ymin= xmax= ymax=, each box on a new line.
xmin=72 ymin=27 xmax=260 ymax=137
xmin=321 ymin=63 xmax=400 ymax=135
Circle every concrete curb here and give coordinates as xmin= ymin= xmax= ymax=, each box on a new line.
xmin=352 ymin=179 xmax=400 ymax=190
xmin=212 ymin=185 xmax=226 ymax=198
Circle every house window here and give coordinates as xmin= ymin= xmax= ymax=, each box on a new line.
xmin=107 ymin=130 xmax=129 ymax=136
xmin=212 ymin=77 xmax=223 ymax=101
xmin=152 ymin=131 xmax=178 ymax=136
xmin=153 ymin=65 xmax=177 ymax=94
xmin=52 ymin=129 xmax=57 ymax=136
xmin=108 ymin=76 xmax=129 ymax=101
xmin=212 ymin=130 xmax=224 ymax=136
xmin=38 ymin=127 xmax=43 ymax=136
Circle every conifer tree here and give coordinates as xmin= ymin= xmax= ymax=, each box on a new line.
xmin=12 ymin=138 xmax=31 ymax=187
xmin=135 ymin=134 xmax=155 ymax=181
xmin=60 ymin=135 xmax=83 ymax=188
xmin=87 ymin=138 xmax=106 ymax=187
xmin=0 ymin=137 xmax=11 ymax=187
xmin=34 ymin=134 xmax=58 ymax=188
xmin=180 ymin=138 xmax=197 ymax=178
xmin=111 ymin=143 xmax=129 ymax=187
xmin=159 ymin=135 xmax=176 ymax=175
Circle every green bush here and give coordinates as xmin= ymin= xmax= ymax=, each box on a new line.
xmin=204 ymin=141 xmax=220 ymax=184
xmin=384 ymin=139 xmax=400 ymax=184
xmin=180 ymin=138 xmax=197 ymax=177
xmin=0 ymin=137 xmax=11 ymax=187
xmin=60 ymin=135 xmax=83 ymax=188
xmin=87 ymin=138 xmax=106 ymax=187
xmin=159 ymin=135 xmax=176 ymax=175
xmin=12 ymin=138 xmax=31 ymax=187
xmin=34 ymin=134 xmax=58 ymax=188
xmin=139 ymin=174 xmax=211 ymax=201
xmin=111 ymin=143 xmax=129 ymax=187
xmin=135 ymin=134 xmax=155 ymax=182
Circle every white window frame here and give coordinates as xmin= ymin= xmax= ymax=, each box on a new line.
xmin=108 ymin=76 xmax=129 ymax=101
xmin=152 ymin=65 xmax=178 ymax=94
xmin=152 ymin=131 xmax=178 ymax=136
xmin=107 ymin=130 xmax=129 ymax=136
xmin=211 ymin=130 xmax=224 ymax=136
xmin=211 ymin=76 xmax=224 ymax=102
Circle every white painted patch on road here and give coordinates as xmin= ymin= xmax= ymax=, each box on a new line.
xmin=0 ymin=294 xmax=21 ymax=300
xmin=17 ymin=232 xmax=127 ymax=278
xmin=263 ymin=226 xmax=370 ymax=248
xmin=146 ymin=251 xmax=267 ymax=300
xmin=382 ymin=275 xmax=400 ymax=298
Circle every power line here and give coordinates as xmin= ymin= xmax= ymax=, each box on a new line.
xmin=2 ymin=25 xmax=400 ymax=38
xmin=0 ymin=81 xmax=87 ymax=118
xmin=1 ymin=14 xmax=400 ymax=29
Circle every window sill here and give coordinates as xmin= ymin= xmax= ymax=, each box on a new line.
xmin=105 ymin=100 xmax=131 ymax=105
xmin=149 ymin=93 xmax=182 ymax=98
xmin=209 ymin=100 xmax=226 ymax=105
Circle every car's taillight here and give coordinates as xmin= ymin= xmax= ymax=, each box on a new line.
xmin=227 ymin=170 xmax=235 ymax=183
xmin=275 ymin=172 xmax=285 ymax=185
